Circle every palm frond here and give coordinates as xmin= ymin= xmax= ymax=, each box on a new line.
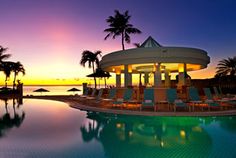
xmin=124 ymin=33 xmax=131 ymax=43
xmin=104 ymin=10 xmax=142 ymax=50
xmin=216 ymin=56 xmax=236 ymax=76
xmin=0 ymin=46 xmax=11 ymax=62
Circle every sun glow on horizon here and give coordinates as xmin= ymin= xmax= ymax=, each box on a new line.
xmin=0 ymin=64 xmax=216 ymax=86
xmin=1 ymin=0 xmax=233 ymax=86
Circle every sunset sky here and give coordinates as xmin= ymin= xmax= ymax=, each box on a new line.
xmin=0 ymin=0 xmax=235 ymax=85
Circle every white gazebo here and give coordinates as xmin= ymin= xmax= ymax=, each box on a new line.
xmin=100 ymin=36 xmax=210 ymax=88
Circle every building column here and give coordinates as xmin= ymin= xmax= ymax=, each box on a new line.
xmin=115 ymin=68 xmax=121 ymax=88
xmin=154 ymin=63 xmax=162 ymax=87
xmin=139 ymin=73 xmax=142 ymax=86
xmin=124 ymin=65 xmax=132 ymax=87
xmin=178 ymin=63 xmax=187 ymax=88
xmin=164 ymin=69 xmax=171 ymax=87
xmin=144 ymin=72 xmax=149 ymax=86
xmin=116 ymin=74 xmax=121 ymax=88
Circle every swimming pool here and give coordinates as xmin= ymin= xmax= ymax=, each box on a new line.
xmin=0 ymin=99 xmax=236 ymax=158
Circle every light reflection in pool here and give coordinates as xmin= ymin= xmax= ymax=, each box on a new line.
xmin=0 ymin=99 xmax=236 ymax=158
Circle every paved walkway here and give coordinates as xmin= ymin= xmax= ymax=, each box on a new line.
xmin=24 ymin=95 xmax=236 ymax=117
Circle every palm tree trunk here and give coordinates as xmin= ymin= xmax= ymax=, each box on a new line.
xmin=92 ymin=62 xmax=97 ymax=89
xmin=122 ymin=32 xmax=125 ymax=50
xmin=104 ymin=77 xmax=107 ymax=88
xmin=5 ymin=76 xmax=8 ymax=88
xmin=13 ymin=72 xmax=16 ymax=90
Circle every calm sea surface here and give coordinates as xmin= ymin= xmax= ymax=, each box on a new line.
xmin=23 ymin=85 xmax=84 ymax=96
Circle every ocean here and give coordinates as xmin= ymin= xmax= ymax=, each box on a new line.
xmin=23 ymin=85 xmax=84 ymax=96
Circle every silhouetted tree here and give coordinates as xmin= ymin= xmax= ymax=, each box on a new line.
xmin=0 ymin=98 xmax=25 ymax=138
xmin=0 ymin=46 xmax=25 ymax=89
xmin=0 ymin=46 xmax=11 ymax=85
xmin=1 ymin=61 xmax=14 ymax=88
xmin=80 ymin=50 xmax=102 ymax=88
xmin=216 ymin=56 xmax=236 ymax=77
xmin=12 ymin=61 xmax=25 ymax=89
xmin=0 ymin=46 xmax=11 ymax=63
xmin=104 ymin=10 xmax=141 ymax=50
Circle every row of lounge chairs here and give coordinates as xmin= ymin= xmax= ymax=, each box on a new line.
xmin=80 ymin=87 xmax=236 ymax=112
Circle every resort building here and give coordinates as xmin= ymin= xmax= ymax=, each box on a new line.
xmin=100 ymin=36 xmax=210 ymax=89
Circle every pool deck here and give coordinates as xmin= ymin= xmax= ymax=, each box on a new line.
xmin=24 ymin=95 xmax=236 ymax=117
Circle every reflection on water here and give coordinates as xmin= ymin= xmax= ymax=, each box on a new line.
xmin=0 ymin=98 xmax=25 ymax=138
xmin=0 ymin=99 xmax=236 ymax=158
xmin=81 ymin=112 xmax=236 ymax=158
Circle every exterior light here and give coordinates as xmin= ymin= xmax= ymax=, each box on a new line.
xmin=116 ymin=123 xmax=122 ymax=128
xmin=116 ymin=68 xmax=121 ymax=75
xmin=129 ymin=131 xmax=133 ymax=137
xmin=160 ymin=141 xmax=164 ymax=147
xmin=153 ymin=64 xmax=156 ymax=71
xmin=128 ymin=65 xmax=132 ymax=73
xmin=180 ymin=130 xmax=186 ymax=138
xmin=178 ymin=63 xmax=185 ymax=72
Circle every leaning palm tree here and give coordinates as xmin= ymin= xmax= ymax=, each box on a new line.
xmin=12 ymin=61 xmax=25 ymax=89
xmin=80 ymin=50 xmax=102 ymax=88
xmin=104 ymin=10 xmax=142 ymax=50
xmin=216 ymin=56 xmax=236 ymax=77
xmin=0 ymin=46 xmax=11 ymax=63
xmin=1 ymin=61 xmax=14 ymax=88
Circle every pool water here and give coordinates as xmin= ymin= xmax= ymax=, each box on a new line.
xmin=1 ymin=99 xmax=236 ymax=158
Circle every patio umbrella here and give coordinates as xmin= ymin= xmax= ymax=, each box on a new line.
xmin=87 ymin=68 xmax=111 ymax=88
xmin=33 ymin=88 xmax=49 ymax=95
xmin=67 ymin=88 xmax=81 ymax=95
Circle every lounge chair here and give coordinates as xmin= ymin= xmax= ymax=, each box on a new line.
xmin=188 ymin=87 xmax=203 ymax=103
xmin=204 ymin=88 xmax=233 ymax=109
xmin=213 ymin=86 xmax=224 ymax=99
xmin=166 ymin=88 xmax=189 ymax=112
xmin=204 ymin=88 xmax=225 ymax=101
xmin=113 ymin=88 xmax=133 ymax=107
xmin=80 ymin=88 xmax=89 ymax=98
xmin=140 ymin=88 xmax=156 ymax=111
xmin=203 ymin=88 xmax=214 ymax=100
xmin=102 ymin=88 xmax=116 ymax=101
xmin=189 ymin=87 xmax=219 ymax=111
xmin=87 ymin=88 xmax=104 ymax=104
xmin=94 ymin=88 xmax=104 ymax=101
xmin=86 ymin=88 xmax=97 ymax=99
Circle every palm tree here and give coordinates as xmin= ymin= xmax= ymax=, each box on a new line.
xmin=133 ymin=43 xmax=141 ymax=48
xmin=0 ymin=46 xmax=11 ymax=87
xmin=80 ymin=50 xmax=102 ymax=88
xmin=0 ymin=46 xmax=11 ymax=63
xmin=12 ymin=61 xmax=25 ymax=90
xmin=216 ymin=56 xmax=236 ymax=77
xmin=1 ymin=61 xmax=14 ymax=88
xmin=104 ymin=10 xmax=142 ymax=50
